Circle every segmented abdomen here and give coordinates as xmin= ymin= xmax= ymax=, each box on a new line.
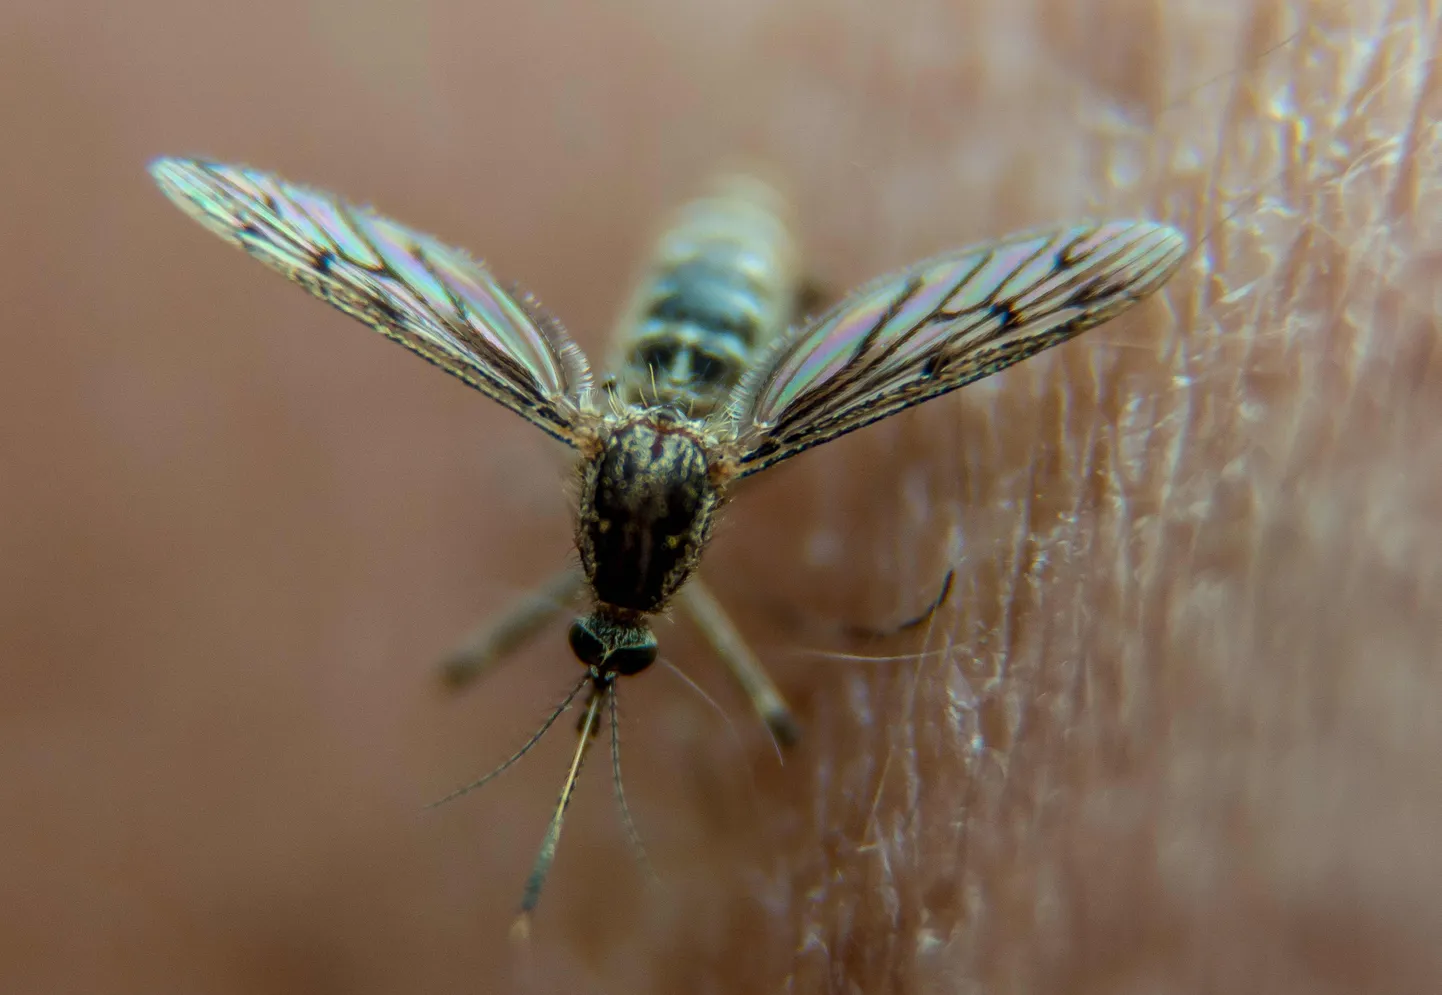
xmin=607 ymin=174 xmax=800 ymax=417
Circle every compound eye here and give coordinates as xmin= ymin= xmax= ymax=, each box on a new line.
xmin=568 ymin=620 xmax=607 ymax=667
xmin=608 ymin=638 xmax=657 ymax=676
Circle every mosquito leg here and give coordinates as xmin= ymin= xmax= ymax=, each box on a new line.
xmin=438 ymin=567 xmax=587 ymax=689
xmin=679 ymin=578 xmax=800 ymax=748
xmin=843 ymin=568 xmax=955 ymax=640
xmin=512 ymin=685 xmax=604 ymax=943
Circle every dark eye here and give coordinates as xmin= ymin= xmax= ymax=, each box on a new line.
xmin=568 ymin=620 xmax=606 ymax=666
xmin=608 ymin=639 xmax=657 ymax=676
xmin=567 ymin=620 xmax=657 ymax=676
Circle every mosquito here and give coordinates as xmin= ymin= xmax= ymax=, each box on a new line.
xmin=149 ymin=157 xmax=1187 ymax=935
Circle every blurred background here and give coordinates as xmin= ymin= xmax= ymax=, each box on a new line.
xmin=2 ymin=0 xmax=1439 ymax=991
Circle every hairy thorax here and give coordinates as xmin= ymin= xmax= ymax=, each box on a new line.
xmin=575 ymin=411 xmax=723 ymax=613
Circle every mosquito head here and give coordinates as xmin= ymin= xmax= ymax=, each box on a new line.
xmin=568 ymin=610 xmax=658 ymax=677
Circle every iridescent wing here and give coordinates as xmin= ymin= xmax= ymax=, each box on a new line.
xmin=724 ymin=221 xmax=1186 ymax=477
xmin=149 ymin=158 xmax=594 ymax=446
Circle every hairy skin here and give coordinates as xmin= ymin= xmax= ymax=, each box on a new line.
xmin=0 ymin=0 xmax=1437 ymax=993
xmin=646 ymin=1 xmax=1442 ymax=991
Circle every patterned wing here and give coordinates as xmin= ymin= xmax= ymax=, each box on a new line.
xmin=150 ymin=157 xmax=594 ymax=446
xmin=724 ymin=221 xmax=1186 ymax=477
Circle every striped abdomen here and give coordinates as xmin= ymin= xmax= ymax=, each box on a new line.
xmin=607 ymin=174 xmax=800 ymax=418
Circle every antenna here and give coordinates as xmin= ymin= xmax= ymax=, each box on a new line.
xmin=511 ymin=686 xmax=604 ymax=942
xmin=426 ymin=671 xmax=591 ymax=809
xmin=608 ymin=682 xmax=655 ymax=881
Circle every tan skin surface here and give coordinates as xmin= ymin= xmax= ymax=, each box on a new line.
xmin=1 ymin=0 xmax=1437 ymax=991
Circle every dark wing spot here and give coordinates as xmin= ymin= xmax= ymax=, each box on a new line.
xmin=856 ymin=277 xmax=924 ymax=355
xmin=369 ymin=296 xmax=403 ymax=325
xmin=742 ymin=439 xmax=780 ymax=464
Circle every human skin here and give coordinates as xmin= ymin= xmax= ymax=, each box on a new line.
xmin=0 ymin=0 xmax=1437 ymax=992
xmin=643 ymin=2 xmax=1442 ymax=992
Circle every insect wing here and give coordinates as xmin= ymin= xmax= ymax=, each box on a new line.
xmin=149 ymin=158 xmax=594 ymax=446
xmin=725 ymin=221 xmax=1186 ymax=476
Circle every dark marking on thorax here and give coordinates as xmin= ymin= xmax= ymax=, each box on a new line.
xmin=575 ymin=412 xmax=722 ymax=613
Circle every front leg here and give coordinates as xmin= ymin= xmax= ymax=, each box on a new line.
xmin=438 ymin=567 xmax=587 ymax=689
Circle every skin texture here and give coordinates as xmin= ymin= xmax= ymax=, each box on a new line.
xmin=0 ymin=0 xmax=1437 ymax=992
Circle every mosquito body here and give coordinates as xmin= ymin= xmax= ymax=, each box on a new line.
xmin=606 ymin=173 xmax=801 ymax=415
xmin=570 ymin=174 xmax=803 ymax=743
xmin=149 ymin=157 xmax=1187 ymax=933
